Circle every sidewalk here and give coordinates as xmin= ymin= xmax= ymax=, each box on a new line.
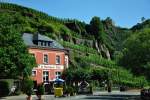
xmin=0 ymin=94 xmax=86 ymax=100
xmin=93 ymin=90 xmax=140 ymax=96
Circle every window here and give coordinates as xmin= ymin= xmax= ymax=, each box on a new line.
xmin=43 ymin=71 xmax=49 ymax=82
xmin=38 ymin=41 xmax=41 ymax=46
xmin=32 ymin=71 xmax=36 ymax=76
xmin=55 ymin=72 xmax=61 ymax=79
xmin=44 ymin=41 xmax=47 ymax=46
xmin=48 ymin=42 xmax=51 ymax=46
xmin=41 ymin=41 xmax=43 ymax=46
xmin=56 ymin=55 xmax=61 ymax=64
xmin=44 ymin=54 xmax=48 ymax=64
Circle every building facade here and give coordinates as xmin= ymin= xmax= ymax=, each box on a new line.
xmin=23 ymin=33 xmax=69 ymax=85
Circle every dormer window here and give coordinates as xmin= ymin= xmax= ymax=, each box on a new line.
xmin=39 ymin=41 xmax=49 ymax=47
xmin=48 ymin=42 xmax=51 ymax=47
xmin=41 ymin=41 xmax=43 ymax=46
xmin=30 ymin=33 xmax=63 ymax=48
xmin=44 ymin=41 xmax=47 ymax=46
xmin=38 ymin=41 xmax=40 ymax=46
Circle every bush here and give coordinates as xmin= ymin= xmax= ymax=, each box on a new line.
xmin=0 ymin=81 xmax=9 ymax=97
xmin=66 ymin=86 xmax=75 ymax=96
xmin=14 ymin=89 xmax=22 ymax=95
xmin=36 ymin=84 xmax=45 ymax=95
xmin=22 ymin=78 xmax=34 ymax=96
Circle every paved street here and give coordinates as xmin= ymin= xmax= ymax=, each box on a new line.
xmin=0 ymin=91 xmax=141 ymax=100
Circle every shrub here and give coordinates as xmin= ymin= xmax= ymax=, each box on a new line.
xmin=0 ymin=81 xmax=9 ymax=97
xmin=36 ymin=84 xmax=45 ymax=95
xmin=14 ymin=89 xmax=22 ymax=95
xmin=66 ymin=86 xmax=74 ymax=96
xmin=22 ymin=78 xmax=34 ymax=96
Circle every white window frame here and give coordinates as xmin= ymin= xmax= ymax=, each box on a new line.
xmin=55 ymin=71 xmax=61 ymax=79
xmin=43 ymin=71 xmax=49 ymax=82
xmin=44 ymin=41 xmax=47 ymax=46
xmin=41 ymin=41 xmax=43 ymax=46
xmin=43 ymin=54 xmax=48 ymax=64
xmin=56 ymin=55 xmax=61 ymax=65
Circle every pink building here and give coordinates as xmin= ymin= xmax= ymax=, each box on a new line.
xmin=23 ymin=33 xmax=69 ymax=85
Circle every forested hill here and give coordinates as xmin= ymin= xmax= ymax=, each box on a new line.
xmin=131 ymin=19 xmax=150 ymax=31
xmin=0 ymin=2 xmax=131 ymax=59
xmin=0 ymin=2 xmax=150 ymax=87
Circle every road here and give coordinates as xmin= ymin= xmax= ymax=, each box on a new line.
xmin=0 ymin=91 xmax=141 ymax=100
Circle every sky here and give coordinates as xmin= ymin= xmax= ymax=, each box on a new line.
xmin=3 ymin=0 xmax=150 ymax=28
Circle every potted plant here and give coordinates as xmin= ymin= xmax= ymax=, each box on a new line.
xmin=36 ymin=83 xmax=45 ymax=100
xmin=23 ymin=78 xmax=33 ymax=100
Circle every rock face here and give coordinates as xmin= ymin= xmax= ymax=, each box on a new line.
xmin=63 ymin=36 xmax=111 ymax=60
xmin=100 ymin=44 xmax=111 ymax=60
xmin=94 ymin=40 xmax=111 ymax=60
xmin=95 ymin=40 xmax=100 ymax=53
xmin=61 ymin=34 xmax=71 ymax=42
xmin=73 ymin=38 xmax=94 ymax=47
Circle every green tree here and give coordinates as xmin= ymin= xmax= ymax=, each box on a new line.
xmin=141 ymin=17 xmax=146 ymax=23
xmin=0 ymin=26 xmax=36 ymax=78
xmin=119 ymin=29 xmax=150 ymax=78
xmin=105 ymin=17 xmax=114 ymax=26
xmin=90 ymin=16 xmax=105 ymax=43
xmin=62 ymin=67 xmax=91 ymax=85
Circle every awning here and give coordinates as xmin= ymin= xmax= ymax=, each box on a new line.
xmin=54 ymin=78 xmax=65 ymax=83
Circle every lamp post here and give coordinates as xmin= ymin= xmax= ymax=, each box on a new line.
xmin=107 ymin=70 xmax=112 ymax=92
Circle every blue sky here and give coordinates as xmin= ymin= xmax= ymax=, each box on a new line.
xmin=4 ymin=0 xmax=150 ymax=28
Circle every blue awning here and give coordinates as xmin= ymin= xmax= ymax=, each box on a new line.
xmin=54 ymin=78 xmax=65 ymax=83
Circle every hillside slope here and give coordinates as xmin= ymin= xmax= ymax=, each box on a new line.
xmin=0 ymin=2 xmax=149 ymax=87
xmin=0 ymin=3 xmax=131 ymax=59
